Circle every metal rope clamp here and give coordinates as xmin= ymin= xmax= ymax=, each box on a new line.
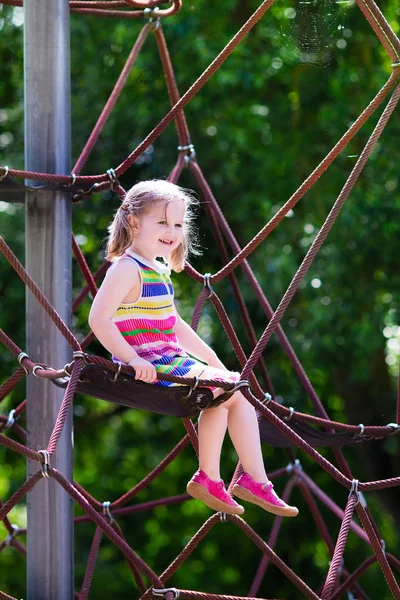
xmin=17 ymin=352 xmax=30 ymax=376
xmin=111 ymin=361 xmax=122 ymax=383
xmin=349 ymin=479 xmax=360 ymax=504
xmin=286 ymin=458 xmax=302 ymax=474
xmin=182 ymin=372 xmax=202 ymax=400
xmin=203 ymin=272 xmax=213 ymax=297
xmin=152 ymin=588 xmax=180 ymax=599
xmin=0 ymin=165 xmax=9 ymax=181
xmin=283 ymin=406 xmax=295 ymax=422
xmin=32 ymin=365 xmax=45 ymax=378
xmin=144 ymin=6 xmax=160 ymax=29
xmin=228 ymin=379 xmax=249 ymax=397
xmin=5 ymin=524 xmax=19 ymax=547
xmin=106 ymin=168 xmax=118 ymax=191
xmin=66 ymin=173 xmax=77 ymax=188
xmin=38 ymin=450 xmax=51 ymax=478
xmin=178 ymin=143 xmax=196 ymax=165
xmin=387 ymin=422 xmax=400 ymax=436
xmin=5 ymin=409 xmax=17 ymax=430
xmin=261 ymin=392 xmax=272 ymax=406
xmin=103 ymin=501 xmax=114 ymax=524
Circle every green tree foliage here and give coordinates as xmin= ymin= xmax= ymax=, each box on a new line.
xmin=0 ymin=1 xmax=399 ymax=598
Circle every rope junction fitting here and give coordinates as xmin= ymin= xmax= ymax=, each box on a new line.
xmin=5 ymin=525 xmax=19 ymax=547
xmin=181 ymin=371 xmax=203 ymax=400
xmin=144 ymin=6 xmax=160 ymax=27
xmin=17 ymin=352 xmax=30 ymax=375
xmin=38 ymin=450 xmax=51 ymax=478
xmin=178 ymin=143 xmax=196 ymax=164
xmin=32 ymin=365 xmax=45 ymax=377
xmin=102 ymin=501 xmax=114 ymax=523
xmin=111 ymin=360 xmax=123 ymax=382
xmin=261 ymin=392 xmax=272 ymax=405
xmin=349 ymin=479 xmax=360 ymax=504
xmin=284 ymin=406 xmax=295 ymax=422
xmin=203 ymin=272 xmax=213 ymax=296
xmin=66 ymin=173 xmax=77 ymax=187
xmin=286 ymin=459 xmax=302 ymax=474
xmin=152 ymin=588 xmax=180 ymax=599
xmin=0 ymin=166 xmax=9 ymax=181
xmin=106 ymin=168 xmax=118 ymax=189
xmin=5 ymin=410 xmax=17 ymax=430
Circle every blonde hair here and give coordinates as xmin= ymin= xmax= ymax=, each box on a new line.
xmin=106 ymin=179 xmax=200 ymax=272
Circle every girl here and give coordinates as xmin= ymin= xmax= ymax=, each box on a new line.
xmin=89 ymin=179 xmax=298 ymax=518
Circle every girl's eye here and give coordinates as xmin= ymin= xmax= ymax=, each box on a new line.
xmin=175 ymin=224 xmax=183 ymax=228
xmin=158 ymin=220 xmax=167 ymax=225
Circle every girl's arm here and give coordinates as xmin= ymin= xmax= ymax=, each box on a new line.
xmin=174 ymin=308 xmax=227 ymax=371
xmin=88 ymin=260 xmax=157 ymax=381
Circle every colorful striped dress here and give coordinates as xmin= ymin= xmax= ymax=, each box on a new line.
xmin=111 ymin=250 xmax=239 ymax=390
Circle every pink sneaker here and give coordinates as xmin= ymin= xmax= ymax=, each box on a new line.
xmin=187 ymin=469 xmax=244 ymax=515
xmin=233 ymin=473 xmax=298 ymax=517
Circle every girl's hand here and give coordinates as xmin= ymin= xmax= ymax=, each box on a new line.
xmin=127 ymin=356 xmax=158 ymax=383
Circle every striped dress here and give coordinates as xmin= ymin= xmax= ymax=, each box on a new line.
xmin=111 ymin=249 xmax=239 ymax=390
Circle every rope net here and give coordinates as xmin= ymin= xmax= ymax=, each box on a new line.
xmin=0 ymin=0 xmax=400 ymax=598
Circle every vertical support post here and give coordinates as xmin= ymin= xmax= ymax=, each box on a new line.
xmin=24 ymin=1 xmax=73 ymax=598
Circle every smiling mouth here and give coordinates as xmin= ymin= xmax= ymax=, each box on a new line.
xmin=159 ymin=239 xmax=173 ymax=245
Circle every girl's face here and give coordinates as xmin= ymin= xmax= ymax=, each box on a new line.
xmin=129 ymin=197 xmax=185 ymax=261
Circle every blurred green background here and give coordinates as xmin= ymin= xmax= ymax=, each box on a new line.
xmin=0 ymin=0 xmax=399 ymax=598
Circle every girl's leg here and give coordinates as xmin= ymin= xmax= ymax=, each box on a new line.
xmin=197 ymin=404 xmax=228 ymax=481
xmin=224 ymin=390 xmax=267 ymax=482
xmin=198 ymin=391 xmax=267 ymax=483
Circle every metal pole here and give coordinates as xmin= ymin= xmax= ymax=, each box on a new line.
xmin=24 ymin=1 xmax=73 ymax=599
